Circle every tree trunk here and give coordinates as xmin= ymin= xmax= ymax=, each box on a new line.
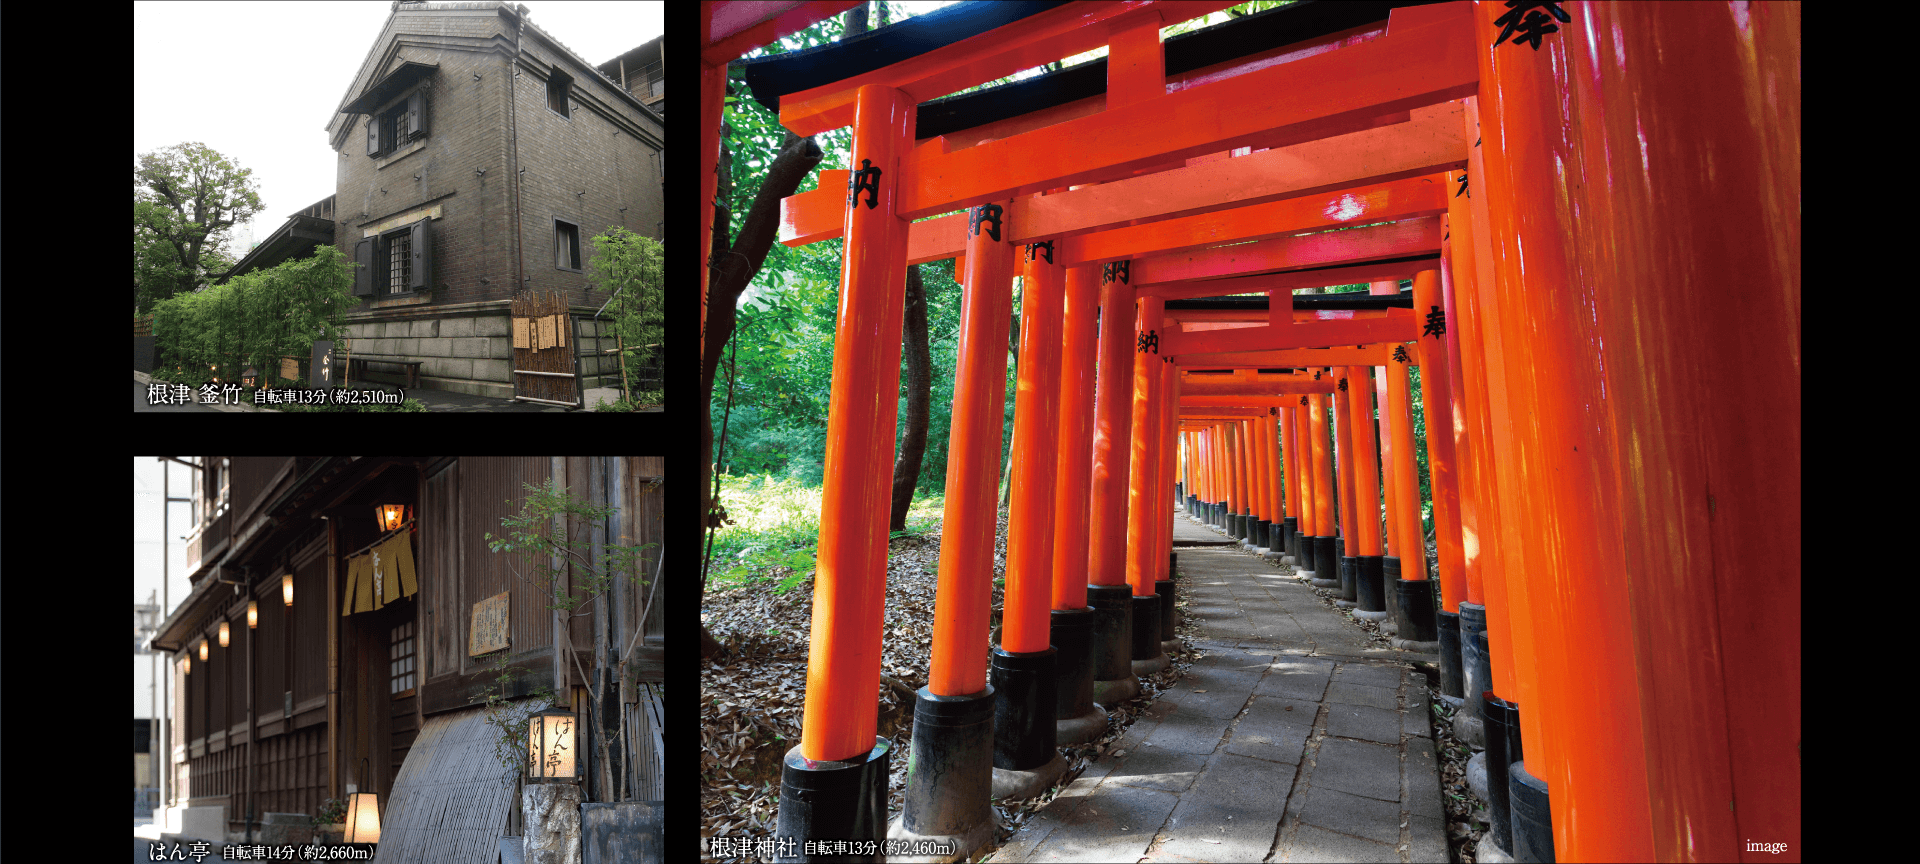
xmin=889 ymin=264 xmax=931 ymax=531
xmin=702 ymin=129 xmax=823 ymax=646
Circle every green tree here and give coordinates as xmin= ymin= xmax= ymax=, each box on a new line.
xmin=134 ymin=142 xmax=265 ymax=313
xmin=588 ymin=227 xmax=664 ymax=402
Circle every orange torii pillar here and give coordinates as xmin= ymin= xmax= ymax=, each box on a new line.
xmin=1226 ymin=419 xmax=1247 ymax=542
xmin=890 ymin=199 xmax=1016 ymax=854
xmin=1124 ymin=294 xmax=1168 ymax=676
xmin=1049 ymin=261 xmax=1107 ymax=747
xmin=779 ymin=84 xmax=912 ymax=857
xmin=1087 ymin=260 xmax=1139 ymax=706
xmin=1568 ymin=4 xmax=1800 ymax=859
xmin=1263 ymin=408 xmax=1290 ymax=563
xmin=1410 ymin=268 xmax=1464 ymax=658
xmin=1327 ymin=366 xmax=1362 ymax=602
xmin=1381 ymin=339 xmax=1436 ymax=649
xmin=992 ymin=240 xmax=1071 ymax=800
xmin=1434 ymin=218 xmax=1475 ymax=709
xmin=1305 ymin=391 xmax=1337 ymax=583
xmin=1278 ymin=403 xmax=1300 ymax=564
xmin=1156 ymin=356 xmax=1180 ymax=652
xmin=1291 ymin=397 xmax=1318 ymax=576
xmin=1255 ymin=411 xmax=1280 ymax=557
xmin=1472 ymin=3 xmax=1801 ymax=860
xmin=1341 ymin=365 xmax=1384 ymax=611
xmin=1448 ymin=95 xmax=1529 ymax=861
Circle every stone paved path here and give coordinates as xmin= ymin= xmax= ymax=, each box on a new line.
xmin=989 ymin=516 xmax=1448 ymax=863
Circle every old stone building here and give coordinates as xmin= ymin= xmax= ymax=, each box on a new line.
xmin=316 ymin=0 xmax=662 ymax=400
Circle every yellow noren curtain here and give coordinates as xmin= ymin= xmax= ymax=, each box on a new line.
xmin=355 ymin=546 xmax=376 ymax=613
xmin=342 ymin=531 xmax=420 ymax=617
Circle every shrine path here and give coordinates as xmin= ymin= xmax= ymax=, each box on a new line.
xmin=989 ymin=516 xmax=1449 ymax=863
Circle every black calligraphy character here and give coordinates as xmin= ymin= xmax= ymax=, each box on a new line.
xmin=1455 ymin=171 xmax=1469 ymax=199
xmin=1423 ymin=305 xmax=1447 ymax=339
xmin=1027 ymin=241 xmax=1054 ymax=264
xmin=848 ymin=158 xmax=883 ymax=210
xmin=1103 ymin=261 xmax=1130 ymax=285
xmin=1338 ymin=377 xmax=1349 ymax=392
xmin=1137 ymin=330 xmax=1159 ymax=355
xmin=969 ymin=203 xmax=1004 ymax=241
xmin=1313 ymin=370 xmax=1323 ymax=381
xmin=1493 ymin=1 xmax=1571 ymax=51
xmin=1300 ymin=396 xmax=1310 ymax=407
xmin=1393 ymin=345 xmax=1411 ymax=364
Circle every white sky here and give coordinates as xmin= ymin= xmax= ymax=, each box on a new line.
xmin=134 ymin=457 xmax=201 ymax=718
xmin=134 ymin=1 xmax=662 ymax=257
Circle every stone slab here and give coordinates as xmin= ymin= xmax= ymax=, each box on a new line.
xmin=1309 ymin=738 xmax=1404 ymax=803
xmin=1017 ymin=782 xmax=1179 ymax=863
xmin=1156 ymin=753 xmax=1294 ymax=862
xmin=1323 ymin=702 xmax=1404 ymax=745
xmin=1296 ymin=785 xmax=1402 ymax=845
xmin=1324 ymin=681 xmax=1399 ymax=710
xmin=1282 ymin=823 xmax=1401 ymax=863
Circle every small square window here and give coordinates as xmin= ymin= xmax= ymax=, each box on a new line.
xmin=555 ymin=219 xmax=581 ymax=271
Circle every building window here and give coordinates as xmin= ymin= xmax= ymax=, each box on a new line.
xmin=547 ymin=68 xmax=572 ymax=118
xmin=367 ymin=90 xmax=428 ymax=158
xmin=388 ymin=230 xmax=411 ymax=293
xmin=390 ymin=620 xmax=416 ymax=695
xmin=555 ymin=219 xmax=582 ymax=271
xmin=354 ymin=220 xmax=433 ymax=297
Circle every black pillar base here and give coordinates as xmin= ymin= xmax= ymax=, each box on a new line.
xmin=1436 ymin=609 xmax=1464 ymax=699
xmin=1509 ymin=758 xmax=1555 ymax=863
xmin=1282 ymin=517 xmax=1298 ymax=560
xmin=1482 ymin=692 xmax=1521 ymax=859
xmin=1129 ymin=593 xmax=1166 ymax=675
xmin=1254 ymin=520 xmax=1271 ymax=550
xmin=992 ymin=647 xmax=1058 ymax=771
xmin=774 ymin=737 xmax=891 ymax=862
xmin=1355 ymin=555 xmax=1386 ymax=611
xmin=1049 ymin=608 xmax=1097 ymax=721
xmin=1168 ymin=551 xmax=1178 ymax=580
xmin=894 ymin=686 xmax=995 ymax=854
xmin=1088 ymin=584 xmax=1138 ymax=705
xmin=1155 ymin=579 xmax=1177 ymax=647
xmin=1455 ymin=605 xmax=1491 ymax=748
xmin=1338 ymin=555 xmax=1356 ymax=599
xmin=1393 ymin=578 xmax=1439 ymax=643
xmin=1312 ymin=535 xmax=1336 ymax=581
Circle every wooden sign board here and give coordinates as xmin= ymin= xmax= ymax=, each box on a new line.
xmin=281 ymin=357 xmax=300 ymax=381
xmin=469 ymin=591 xmax=509 ymax=656
xmin=311 ymin=341 xmax=336 ymax=388
xmin=514 ymin=317 xmax=531 ymax=349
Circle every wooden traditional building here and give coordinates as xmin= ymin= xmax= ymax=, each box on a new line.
xmin=148 ymin=456 xmax=663 ymax=850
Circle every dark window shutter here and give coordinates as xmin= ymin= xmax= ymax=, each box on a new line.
xmin=353 ymin=238 xmax=375 ymax=296
xmin=407 ymin=90 xmax=425 ymax=138
xmin=567 ymin=225 xmax=581 ymax=269
xmin=409 ymin=220 xmax=432 ymax=290
xmin=367 ymin=116 xmax=381 ymax=156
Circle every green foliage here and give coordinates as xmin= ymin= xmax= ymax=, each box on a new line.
xmin=587 ymin=227 xmax=664 ymax=403
xmin=477 ymin=477 xmax=659 ymax=782
xmin=149 ymin=243 xmax=359 ymax=387
xmin=482 ymin=478 xmax=656 ymax=616
xmin=479 ymin=649 xmax=559 ymax=776
xmin=311 ymin=797 xmax=347 ymax=827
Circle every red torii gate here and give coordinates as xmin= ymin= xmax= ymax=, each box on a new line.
xmin=715 ymin=2 xmax=1801 ymax=862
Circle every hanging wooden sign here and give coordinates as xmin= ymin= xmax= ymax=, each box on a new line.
xmin=469 ymin=591 xmax=509 ymax=656
xmin=514 ymin=317 xmax=531 ymax=349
